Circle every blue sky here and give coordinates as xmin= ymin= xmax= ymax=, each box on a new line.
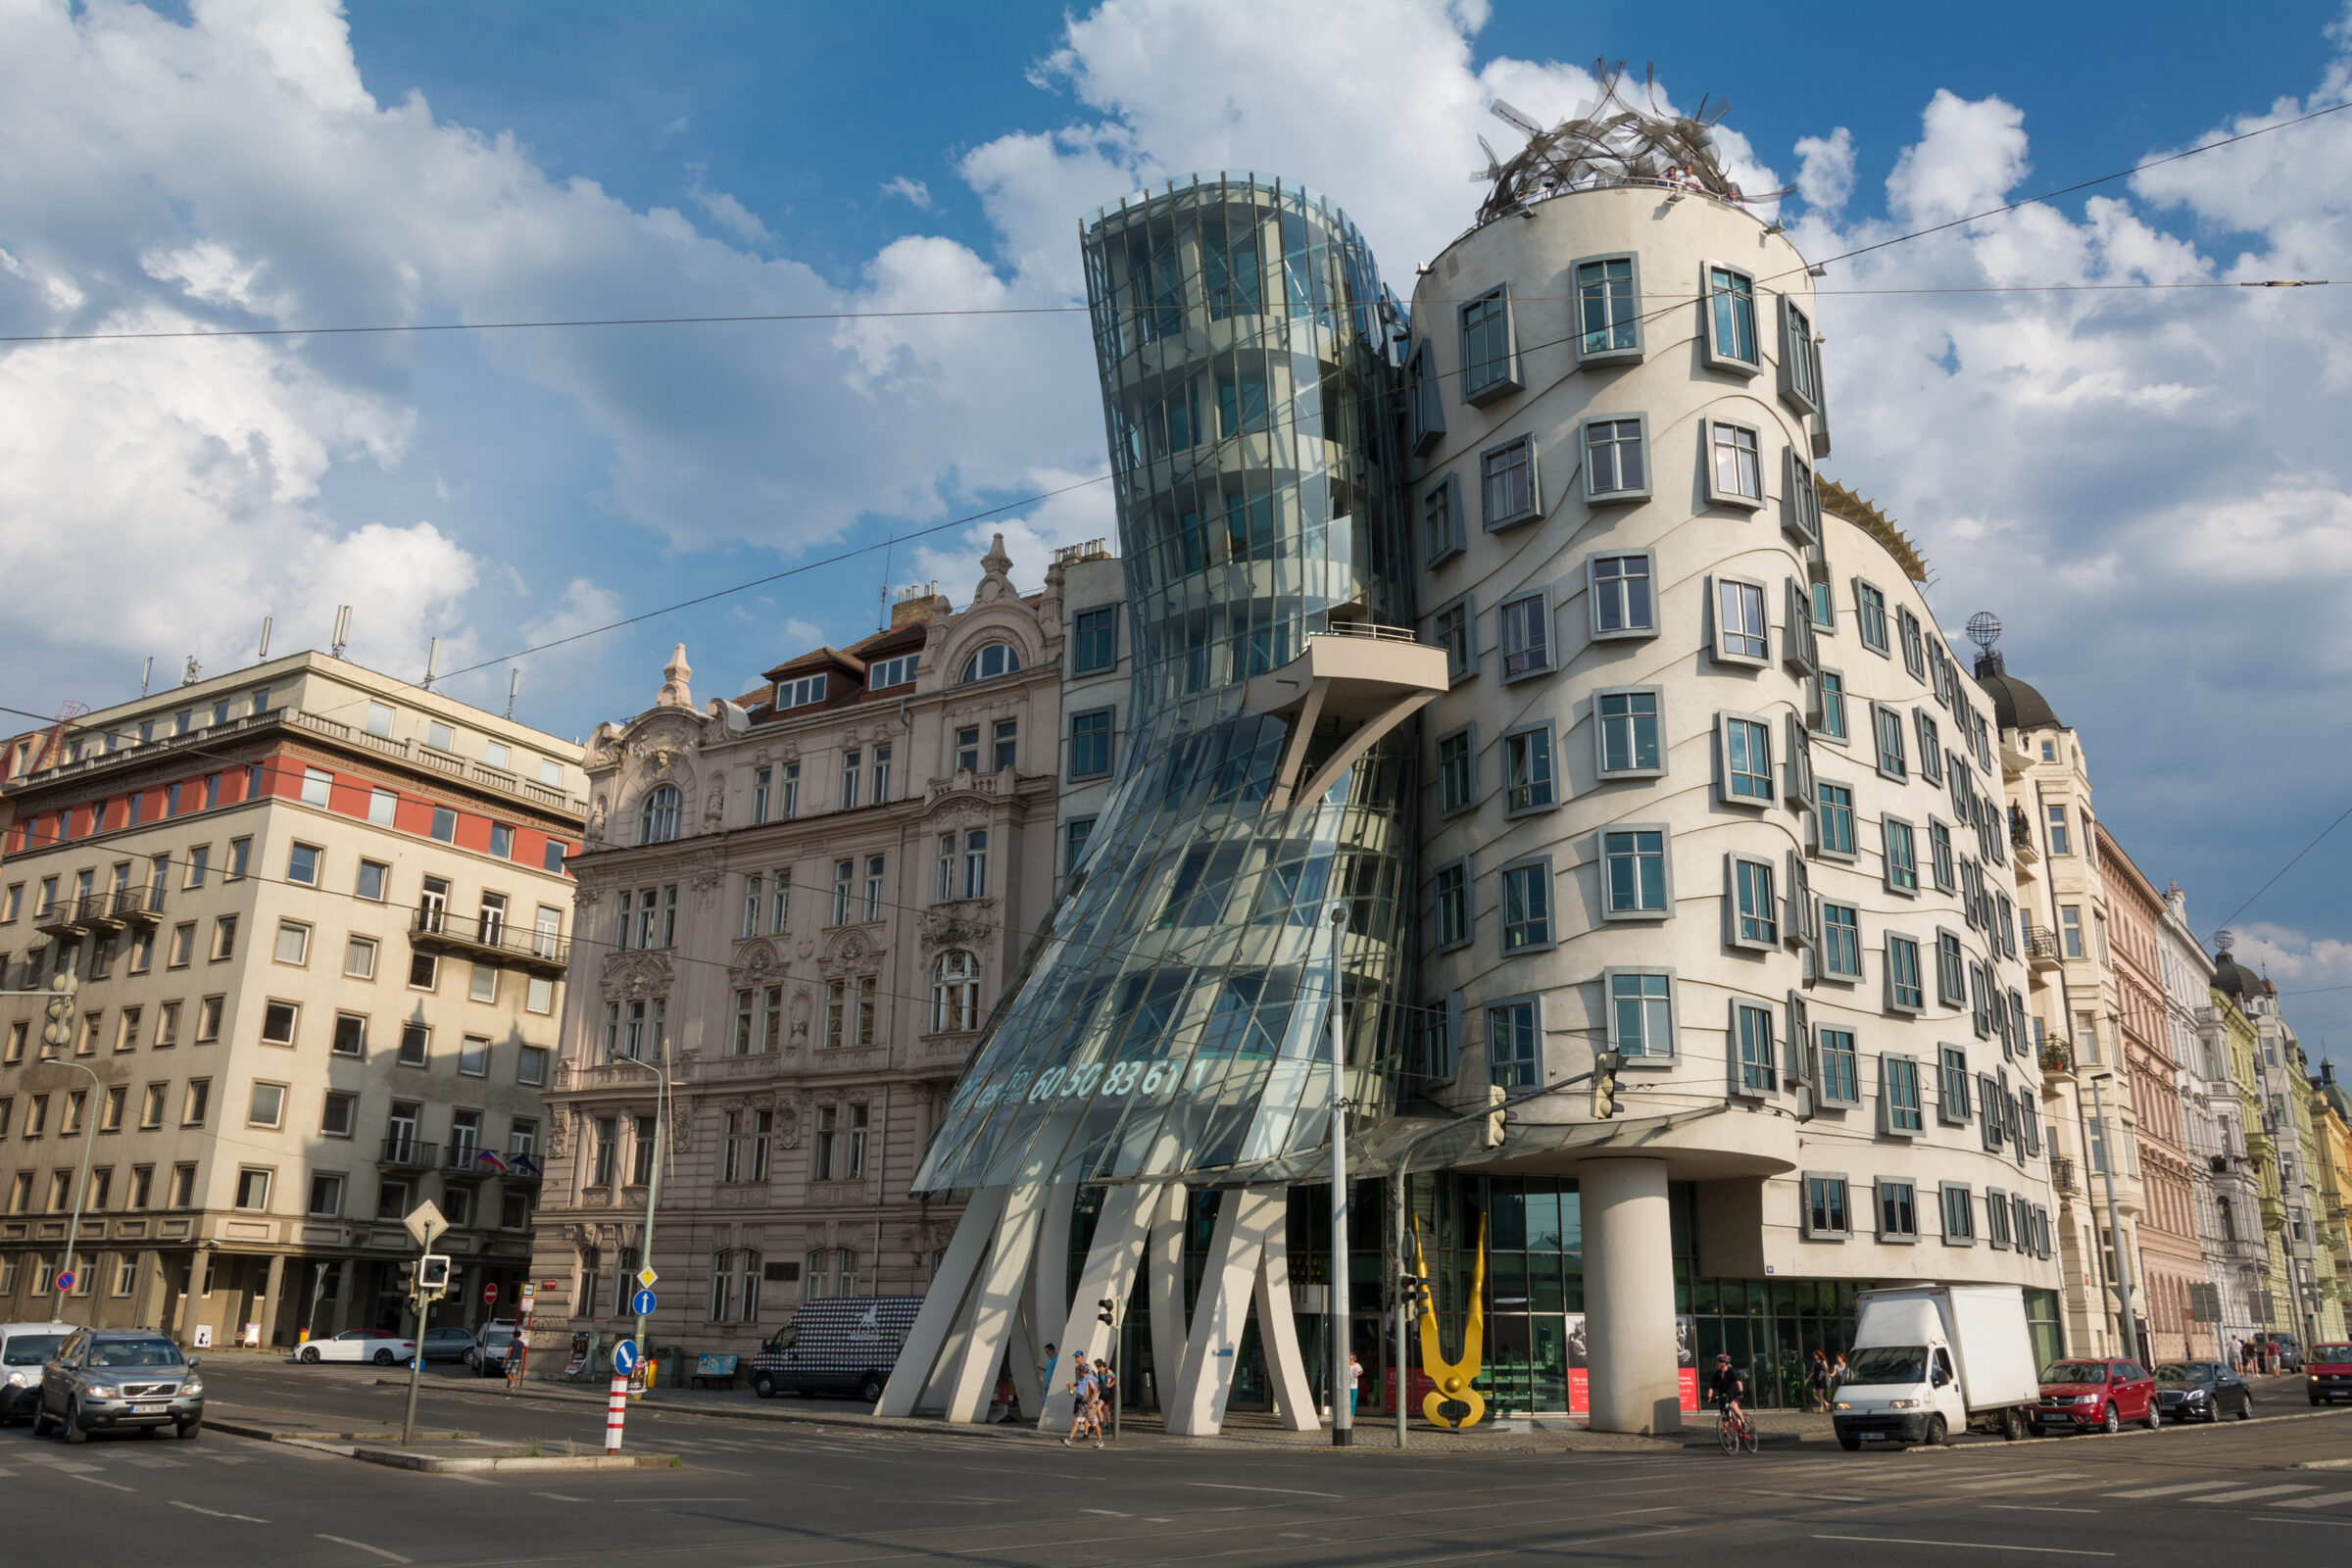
xmin=4 ymin=0 xmax=2352 ymax=1054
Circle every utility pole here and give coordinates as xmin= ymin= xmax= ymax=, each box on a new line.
xmin=37 ymin=974 xmax=98 ymax=1325
xmin=2086 ymin=1072 xmax=2141 ymax=1364
xmin=611 ymin=1027 xmax=672 ymax=1400
xmin=1327 ymin=903 xmax=1351 ymax=1446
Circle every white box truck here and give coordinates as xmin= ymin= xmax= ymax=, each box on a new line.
xmin=1833 ymin=1284 xmax=2042 ymax=1448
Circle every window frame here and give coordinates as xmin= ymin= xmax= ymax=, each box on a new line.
xmin=1801 ymin=1171 xmax=1852 ymax=1241
xmin=1779 ymin=294 xmax=1822 ymax=416
xmin=1814 ymin=778 xmax=1858 ymax=860
xmin=1938 ymin=1182 xmax=1977 ymax=1247
xmin=1937 ymin=1042 xmax=1973 ymax=1124
xmin=1782 ymin=446 xmax=1822 ymax=546
xmin=1435 ymin=723 xmax=1479 ymax=816
xmin=1886 ymin=932 xmax=1927 ymax=1015
xmin=1716 ymin=710 xmax=1774 ymax=808
xmin=1702 ymin=417 xmax=1766 ymax=510
xmin=1815 ymin=1025 xmax=1861 ymax=1104
xmin=1871 ymin=702 xmax=1908 ymax=780
xmin=1582 ymin=414 xmax=1652 ymax=504
xmin=1727 ymin=854 xmax=1780 ymax=951
xmin=1593 ymin=686 xmax=1666 ymax=780
xmin=1484 ymin=994 xmax=1543 ymax=1091
xmin=1069 ymin=605 xmax=1118 ymax=675
xmin=1496 ymin=589 xmax=1554 ymax=683
xmin=1458 ymin=283 xmax=1523 ymax=406
xmin=1421 ymin=473 xmax=1465 ymax=567
xmin=1819 ymin=903 xmax=1863 ymax=983
xmin=1879 ymin=1055 xmax=1926 ymax=1138
xmin=1571 ymin=251 xmax=1644 ymax=365
xmin=1853 ymin=577 xmax=1892 ymax=656
xmin=1729 ymin=997 xmax=1779 ymax=1100
xmin=1699 ymin=261 xmax=1762 ymax=373
xmin=1499 ymin=721 xmax=1558 ymax=816
xmin=1479 ymin=433 xmax=1543 ymax=529
xmin=1884 ymin=815 xmax=1921 ymax=896
xmin=1430 ymin=593 xmax=1477 ymax=684
xmin=1587 ymin=550 xmax=1658 ymax=641
xmin=1431 ymin=857 xmax=1472 ymax=953
xmin=1710 ymin=573 xmax=1771 ymax=668
xmin=1811 ymin=667 xmax=1849 ymax=742
xmin=1497 ymin=857 xmax=1555 ymax=956
xmin=1603 ymin=967 xmax=1678 ymax=1063
xmin=1598 ymin=824 xmax=1674 ymax=921
xmin=1065 ymin=706 xmax=1115 ymax=782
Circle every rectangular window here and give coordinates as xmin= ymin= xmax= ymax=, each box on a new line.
xmin=1704 ymin=264 xmax=1759 ymax=367
xmin=287 ymin=842 xmax=322 ymax=886
xmin=195 ymin=996 xmax=222 ymax=1043
xmin=1936 ymin=930 xmax=1967 ymax=1008
xmin=1879 ymin=930 xmax=1932 ymax=1022
xmin=1871 ymin=703 xmax=1907 ymax=779
xmin=367 ymin=789 xmax=396 ymax=826
xmin=1500 ymin=861 xmax=1551 ymax=952
xmin=1501 ymin=725 xmax=1555 ymax=815
xmin=840 ymin=749 xmax=861 ymax=808
xmin=1733 ymin=1000 xmax=1776 ymax=1096
xmin=993 ymin=718 xmax=1017 ymax=772
xmin=1072 ymin=606 xmax=1117 ymax=673
xmin=1590 ymin=552 xmax=1655 ymax=637
xmin=742 ymin=873 xmax=764 ymax=938
xmin=1782 ymin=449 xmax=1822 ymax=545
xmin=1068 ymin=708 xmax=1114 ymax=780
xmin=182 ymin=1078 xmax=211 ymax=1126
xmin=1915 ymin=710 xmax=1942 ymax=786
xmin=234 ymin=1168 xmax=271 ymax=1211
xmin=1607 ymin=970 xmax=1675 ymax=1058
xmin=1854 ymin=580 xmax=1890 ymax=654
xmin=1575 ymin=255 xmax=1642 ymax=360
xmin=1897 ymin=605 xmax=1928 ymax=679
xmin=1984 ymin=1187 xmax=2013 ymax=1249
xmin=1406 ymin=337 xmax=1446 ymax=452
xmin=1731 ymin=857 xmax=1778 ymax=948
xmin=1804 ymin=1173 xmax=1851 ymax=1240
xmin=1708 ymin=419 xmax=1764 ymax=505
xmin=870 ymin=745 xmax=892 ymax=804
xmin=1980 ymin=1074 xmax=2008 ymax=1150
xmin=1437 ymin=727 xmax=1475 ymax=813
xmin=1430 ymin=596 xmax=1474 ymax=683
xmin=1595 ymin=688 xmax=1663 ymax=777
xmin=259 ymin=999 xmax=297 ymax=1046
xmin=1422 ymin=475 xmax=1464 ymax=566
xmin=1584 ymin=416 xmax=1648 ymax=501
xmin=519 ymin=1046 xmax=549 ymax=1086
xmin=460 ymin=1036 xmax=489 ymax=1077
xmin=1481 ymin=435 xmax=1539 ymax=527
xmin=832 ymin=859 xmax=854 ymax=925
xmin=1930 ymin=817 xmax=1957 ymax=892
xmin=2059 ymin=906 xmax=2084 ymax=958
xmin=1816 ymin=1027 xmax=1860 ymax=1103
xmin=1939 ymin=1183 xmax=1976 ymax=1244
xmin=1063 ymin=818 xmax=1094 ymax=878
xmin=1881 ymin=1056 xmax=1926 ymax=1136
xmin=1486 ymin=998 xmax=1539 ymax=1089
xmin=1821 ymin=904 xmax=1862 ymax=980
xmin=343 ymin=934 xmax=377 ymax=980
xmin=1433 ymin=859 xmax=1470 ymax=950
xmin=300 ymin=767 xmax=332 ymax=808
xmin=1815 ymin=780 xmax=1857 ymax=858
xmin=2046 ymin=804 xmax=2072 ymax=856
xmin=1721 ymin=714 xmax=1772 ymax=804
xmin=1497 ymin=593 xmax=1550 ymax=680
xmin=211 ymin=914 xmax=238 ymax=960
xmin=1715 ymin=577 xmax=1768 ymax=663
xmin=273 ymin=919 xmax=310 ymax=966
xmin=864 ymin=855 xmax=885 ymax=921
xmin=1459 ymin=286 xmax=1520 ymax=403
xmin=1601 ymin=827 xmax=1670 ymax=918
xmin=1781 ymin=296 xmax=1822 ymax=413
xmin=1884 ymin=817 xmax=1920 ymax=894
xmin=1938 ymin=1044 xmax=1973 ymax=1122
xmin=397 ymin=1023 xmax=428 ymax=1067
xmin=247 ymin=1081 xmax=285 ymax=1128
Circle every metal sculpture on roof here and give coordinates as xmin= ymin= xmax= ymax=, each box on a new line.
xmin=1472 ymin=60 xmax=1791 ymax=225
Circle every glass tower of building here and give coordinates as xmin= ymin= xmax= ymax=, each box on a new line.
xmin=911 ymin=175 xmax=1418 ymax=1196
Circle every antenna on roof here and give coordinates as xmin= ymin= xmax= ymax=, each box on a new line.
xmin=422 ymin=637 xmax=439 ymax=691
xmin=257 ymin=615 xmax=272 ymax=662
xmin=877 ymin=533 xmax=895 ymax=633
xmin=1965 ymin=611 xmax=2002 ymax=656
xmin=329 ymin=605 xmax=351 ymax=661
xmin=139 ymin=657 xmax=153 ymax=698
xmin=506 ymin=668 xmax=519 ymax=719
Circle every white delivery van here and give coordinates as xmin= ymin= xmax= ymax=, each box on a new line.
xmin=1833 ymin=1284 xmax=2041 ymax=1448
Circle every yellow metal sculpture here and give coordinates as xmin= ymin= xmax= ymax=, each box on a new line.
xmin=1411 ymin=1213 xmax=1486 ymax=1429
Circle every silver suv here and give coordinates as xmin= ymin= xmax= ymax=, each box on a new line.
xmin=31 ymin=1328 xmax=205 ymax=1443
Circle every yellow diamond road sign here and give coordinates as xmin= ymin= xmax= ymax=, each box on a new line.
xmin=636 ymin=1266 xmax=659 ymax=1290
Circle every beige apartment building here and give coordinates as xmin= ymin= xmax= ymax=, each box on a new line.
xmin=0 ymin=653 xmax=584 ymax=1348
xmin=524 ymin=539 xmax=1063 ymax=1354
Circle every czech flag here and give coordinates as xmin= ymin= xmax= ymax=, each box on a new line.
xmin=473 ymin=1151 xmax=513 ymax=1173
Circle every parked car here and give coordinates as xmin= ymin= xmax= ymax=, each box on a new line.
xmin=2031 ymin=1356 xmax=2159 ymax=1435
xmin=296 ymin=1329 xmax=418 ymax=1365
xmin=31 ymin=1328 xmax=204 ymax=1442
xmin=466 ymin=1321 xmax=520 ymax=1376
xmin=2153 ymin=1360 xmax=2254 ymax=1423
xmin=2306 ymin=1342 xmax=2352 ymax=1404
xmin=0 ymin=1322 xmax=70 ymax=1424
xmin=420 ymin=1327 xmax=475 ymax=1362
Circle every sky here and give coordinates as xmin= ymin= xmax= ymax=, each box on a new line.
xmin=2 ymin=0 xmax=2351 ymax=1058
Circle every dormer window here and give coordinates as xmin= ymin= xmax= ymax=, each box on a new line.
xmin=959 ymin=644 xmax=1021 ymax=684
xmin=868 ymin=654 xmax=920 ymax=690
xmin=777 ymin=673 xmax=827 ymax=709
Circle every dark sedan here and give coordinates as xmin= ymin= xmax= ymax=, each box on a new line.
xmin=2153 ymin=1359 xmax=2253 ymax=1423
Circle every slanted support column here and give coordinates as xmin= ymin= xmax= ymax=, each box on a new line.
xmin=876 ymin=1184 xmax=1006 ymax=1417
xmin=1165 ymin=1188 xmax=1314 ymax=1436
xmin=1146 ymin=1185 xmax=1189 ymax=1412
xmin=1042 ymin=1183 xmax=1161 ymax=1430
xmin=1583 ymin=1157 xmax=1680 ymax=1435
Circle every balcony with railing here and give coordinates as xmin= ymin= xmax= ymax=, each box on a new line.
xmin=378 ymin=1137 xmax=438 ymax=1170
xmin=2008 ymin=805 xmax=2039 ymax=864
xmin=409 ymin=905 xmax=567 ymax=974
xmin=2050 ymin=1154 xmax=2080 ymax=1197
xmin=2024 ymin=922 xmax=2062 ymax=971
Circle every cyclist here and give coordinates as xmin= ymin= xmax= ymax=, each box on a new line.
xmin=1709 ymin=1352 xmax=1747 ymax=1430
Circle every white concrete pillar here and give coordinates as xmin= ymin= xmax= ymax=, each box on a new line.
xmin=1146 ymin=1184 xmax=1190 ymax=1412
xmin=1165 ymin=1188 xmax=1314 ymax=1436
xmin=1583 ymin=1157 xmax=1680 ymax=1435
xmin=1042 ymin=1182 xmax=1155 ymax=1430
xmin=875 ymin=1184 xmax=1005 ymax=1416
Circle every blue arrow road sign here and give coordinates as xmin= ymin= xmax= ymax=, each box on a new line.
xmin=54 ymin=1271 xmax=74 ymax=1294
xmin=612 ymin=1339 xmax=639 ymax=1373
xmin=631 ymin=1288 xmax=657 ymax=1316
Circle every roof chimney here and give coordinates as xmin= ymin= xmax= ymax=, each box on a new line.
xmin=889 ymin=582 xmax=950 ymax=630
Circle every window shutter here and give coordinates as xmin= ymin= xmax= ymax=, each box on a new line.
xmin=1783 ymin=577 xmax=1818 ymax=673
xmin=1783 ymin=447 xmax=1820 ymax=546
xmin=1783 ymin=711 xmax=1814 ymax=810
xmin=1784 ymin=992 xmax=1810 ymax=1088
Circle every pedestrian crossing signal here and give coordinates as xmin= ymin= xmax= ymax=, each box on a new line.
xmin=1098 ymin=1297 xmax=1116 ymax=1327
xmin=1591 ymin=1051 xmax=1623 ymax=1119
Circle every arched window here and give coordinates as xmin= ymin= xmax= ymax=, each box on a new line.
xmin=932 ymin=951 xmax=980 ymax=1033
xmin=639 ymin=784 xmax=681 ymax=844
xmin=958 ymin=643 xmax=1021 ymax=684
xmin=805 ymin=1247 xmax=858 ymax=1300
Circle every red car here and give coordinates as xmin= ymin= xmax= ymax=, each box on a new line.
xmin=2310 ymin=1343 xmax=2352 ymax=1405
xmin=2030 ymin=1356 xmax=2159 ymax=1435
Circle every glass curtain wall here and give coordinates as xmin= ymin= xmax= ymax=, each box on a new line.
xmin=912 ymin=175 xmax=1416 ymax=1197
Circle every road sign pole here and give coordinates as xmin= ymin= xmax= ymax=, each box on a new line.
xmin=399 ymin=1212 xmax=445 ymax=1447
xmin=605 ymin=1373 xmax=629 ymax=1452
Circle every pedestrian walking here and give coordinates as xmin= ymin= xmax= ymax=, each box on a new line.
xmin=1807 ymin=1350 xmax=1832 ymax=1412
xmin=1061 ymin=1360 xmax=1099 ymax=1446
xmin=1042 ymin=1342 xmax=1058 ymax=1388
xmin=1347 ymin=1351 xmax=1363 ymax=1417
xmin=1830 ymin=1350 xmax=1848 ymax=1393
xmin=1093 ymin=1358 xmax=1116 ymax=1445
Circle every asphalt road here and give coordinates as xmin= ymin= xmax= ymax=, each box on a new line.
xmin=7 ymin=1359 xmax=2351 ymax=1568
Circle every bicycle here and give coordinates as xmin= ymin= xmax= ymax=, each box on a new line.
xmin=1717 ymin=1402 xmax=1759 ymax=1454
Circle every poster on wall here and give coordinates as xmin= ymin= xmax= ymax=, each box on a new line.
xmin=1562 ymin=1315 xmax=1700 ymax=1415
xmin=192 ymin=1324 xmax=213 ymax=1349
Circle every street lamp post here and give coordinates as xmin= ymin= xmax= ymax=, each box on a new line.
xmin=609 ymin=1028 xmax=672 ymax=1396
xmin=36 ymin=974 xmax=99 ymax=1324
xmin=1327 ymin=903 xmax=1350 ymax=1447
xmin=2086 ymin=1071 xmax=2141 ymax=1365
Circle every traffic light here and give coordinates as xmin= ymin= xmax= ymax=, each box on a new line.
xmin=40 ymin=974 xmax=75 ymax=1053
xmin=417 ymin=1254 xmax=453 ymax=1295
xmin=1097 ymin=1297 xmax=1116 ymax=1327
xmin=1483 ymin=1083 xmax=1507 ymax=1148
xmin=1591 ymin=1051 xmax=1623 ymax=1120
xmin=1397 ymin=1275 xmax=1428 ymax=1315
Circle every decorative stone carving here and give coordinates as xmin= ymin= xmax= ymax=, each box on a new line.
xmin=703 ymin=770 xmax=727 ymax=829
xmin=817 ymin=926 xmax=882 ymax=979
xmin=599 ymin=953 xmax=674 ymax=1001
xmin=918 ymin=901 xmax=999 ymax=953
xmin=586 ymin=793 xmax=610 ymax=845
xmin=730 ymin=939 xmax=781 ymax=985
xmin=686 ymin=847 xmax=726 ymax=892
xmin=789 ymin=987 xmax=813 ymax=1040
xmin=670 ymin=1102 xmax=693 ymax=1154
xmin=658 ymin=643 xmax=694 ymax=710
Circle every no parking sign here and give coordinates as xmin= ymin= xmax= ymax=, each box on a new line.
xmin=54 ymin=1270 xmax=75 ymax=1294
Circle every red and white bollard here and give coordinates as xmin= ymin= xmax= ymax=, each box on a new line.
xmin=605 ymin=1374 xmax=629 ymax=1454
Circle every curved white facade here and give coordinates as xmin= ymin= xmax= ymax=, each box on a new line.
xmin=1407 ymin=185 xmax=2063 ymax=1419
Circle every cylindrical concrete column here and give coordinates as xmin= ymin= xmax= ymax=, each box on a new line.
xmin=1583 ymin=1157 xmax=1680 ymax=1435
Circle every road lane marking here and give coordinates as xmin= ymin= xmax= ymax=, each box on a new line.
xmin=1953 ymin=1472 xmax=2088 ymax=1490
xmin=531 ymin=1493 xmax=591 ymax=1502
xmin=611 ymin=1497 xmax=746 ymax=1503
xmin=1813 ymin=1536 xmax=2113 ymax=1555
xmin=2190 ymin=1485 xmax=2320 ymax=1503
xmin=68 ymin=1473 xmax=135 ymax=1492
xmin=1984 ymin=1506 xmax=2099 ymax=1514
xmin=1083 ymin=1509 xmax=1131 ymax=1516
xmin=317 ymin=1536 xmax=412 ymax=1563
xmin=2103 ymin=1481 xmax=2240 ymax=1497
xmin=1185 ymin=1483 xmax=1346 ymax=1499
xmin=171 ymin=1500 xmax=269 ymax=1522
xmin=2272 ymin=1492 xmax=2352 ymax=1509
